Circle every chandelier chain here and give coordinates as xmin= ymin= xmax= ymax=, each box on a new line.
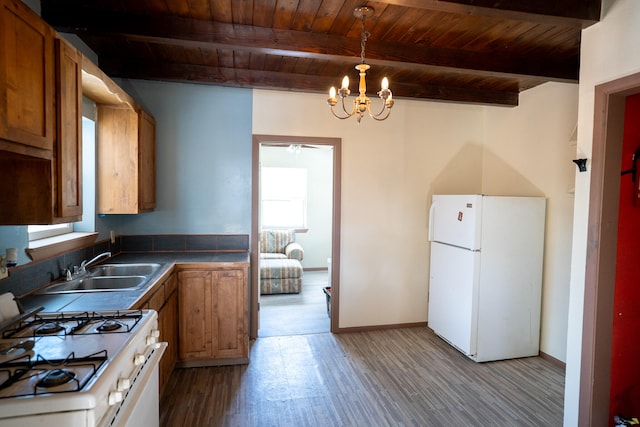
xmin=360 ymin=14 xmax=370 ymax=64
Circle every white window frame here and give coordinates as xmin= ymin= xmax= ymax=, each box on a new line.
xmin=260 ymin=167 xmax=307 ymax=230
xmin=28 ymin=223 xmax=74 ymax=241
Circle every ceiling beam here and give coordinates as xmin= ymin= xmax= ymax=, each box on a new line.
xmin=369 ymin=0 xmax=601 ymax=28
xmin=98 ymin=59 xmax=520 ymax=106
xmin=41 ymin=8 xmax=578 ymax=83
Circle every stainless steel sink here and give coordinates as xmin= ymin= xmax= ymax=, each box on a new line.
xmin=86 ymin=263 xmax=161 ymax=277
xmin=41 ymin=276 xmax=147 ymax=294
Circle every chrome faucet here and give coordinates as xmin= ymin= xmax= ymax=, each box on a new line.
xmin=80 ymin=252 xmax=112 ymax=273
xmin=63 ymin=251 xmax=112 ymax=281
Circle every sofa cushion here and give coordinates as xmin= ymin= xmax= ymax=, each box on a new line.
xmin=260 ymin=229 xmax=294 ymax=254
xmin=261 ymin=277 xmax=301 ymax=294
xmin=260 ymin=253 xmax=287 ymax=260
xmin=260 ymin=258 xmax=303 ymax=279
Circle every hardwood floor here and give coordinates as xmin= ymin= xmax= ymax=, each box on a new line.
xmin=160 ymin=327 xmax=564 ymax=426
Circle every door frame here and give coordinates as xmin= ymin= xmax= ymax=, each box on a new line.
xmin=250 ymin=134 xmax=341 ymax=339
xmin=579 ymin=71 xmax=640 ymax=425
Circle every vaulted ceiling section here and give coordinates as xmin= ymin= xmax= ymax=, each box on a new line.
xmin=40 ymin=0 xmax=601 ymax=107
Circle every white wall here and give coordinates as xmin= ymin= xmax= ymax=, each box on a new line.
xmin=484 ymin=82 xmax=578 ymax=361
xmin=253 ymin=85 xmax=576 ymax=346
xmin=564 ymin=0 xmax=640 ymax=424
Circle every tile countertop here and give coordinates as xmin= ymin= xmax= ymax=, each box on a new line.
xmin=21 ymin=252 xmax=250 ymax=313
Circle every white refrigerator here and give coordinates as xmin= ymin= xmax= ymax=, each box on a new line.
xmin=427 ymin=194 xmax=546 ymax=362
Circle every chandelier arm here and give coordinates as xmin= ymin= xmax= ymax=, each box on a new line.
xmin=341 ymin=96 xmax=357 ymax=116
xmin=368 ymin=101 xmax=389 ymax=119
xmin=369 ymin=108 xmax=392 ymax=121
xmin=330 ymin=106 xmax=354 ymax=120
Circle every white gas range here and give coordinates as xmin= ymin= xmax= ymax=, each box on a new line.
xmin=0 ymin=307 xmax=166 ymax=427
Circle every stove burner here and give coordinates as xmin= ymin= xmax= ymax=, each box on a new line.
xmin=0 ymin=339 xmax=34 ymax=356
xmin=35 ymin=322 xmax=64 ymax=335
xmin=97 ymin=320 xmax=122 ymax=332
xmin=37 ymin=369 xmax=76 ymax=388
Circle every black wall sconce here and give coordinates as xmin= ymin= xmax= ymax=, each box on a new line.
xmin=573 ymin=158 xmax=587 ymax=172
xmin=621 ymin=148 xmax=640 ymax=181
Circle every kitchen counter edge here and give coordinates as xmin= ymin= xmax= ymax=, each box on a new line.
xmin=20 ymin=252 xmax=250 ymax=313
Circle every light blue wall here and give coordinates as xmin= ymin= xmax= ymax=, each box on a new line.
xmin=0 ymin=82 xmax=252 ymax=266
xmin=108 ymin=80 xmax=253 ymax=235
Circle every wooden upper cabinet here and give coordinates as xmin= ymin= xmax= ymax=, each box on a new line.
xmin=97 ymin=106 xmax=156 ymax=214
xmin=0 ymin=32 xmax=82 ymax=225
xmin=0 ymin=0 xmax=55 ymax=157
xmin=55 ymin=37 xmax=82 ymax=221
xmin=138 ymin=110 xmax=156 ymax=212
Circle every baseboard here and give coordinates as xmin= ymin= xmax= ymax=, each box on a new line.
xmin=539 ymin=351 xmax=566 ymax=369
xmin=334 ymin=322 xmax=428 ymax=334
xmin=303 ymin=267 xmax=328 ymax=271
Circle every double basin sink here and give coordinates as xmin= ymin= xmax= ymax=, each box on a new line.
xmin=40 ymin=263 xmax=161 ymax=294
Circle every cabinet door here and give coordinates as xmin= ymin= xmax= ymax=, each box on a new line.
xmin=178 ymin=270 xmax=213 ymax=360
xmin=55 ymin=37 xmax=82 ymax=220
xmin=97 ymin=106 xmax=139 ymax=214
xmin=213 ymin=269 xmax=248 ymax=359
xmin=0 ymin=0 xmax=54 ymax=154
xmin=138 ymin=110 xmax=156 ymax=212
xmin=159 ymin=282 xmax=177 ymax=392
xmin=97 ymin=106 xmax=156 ymax=214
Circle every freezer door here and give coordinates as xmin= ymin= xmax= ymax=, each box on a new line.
xmin=429 ymin=195 xmax=483 ymax=250
xmin=427 ymin=242 xmax=480 ymax=357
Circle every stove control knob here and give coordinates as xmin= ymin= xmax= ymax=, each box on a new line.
xmin=146 ymin=335 xmax=158 ymax=346
xmin=134 ymin=354 xmax=146 ymax=365
xmin=150 ymin=329 xmax=160 ymax=338
xmin=108 ymin=391 xmax=123 ymax=406
xmin=117 ymin=378 xmax=131 ymax=391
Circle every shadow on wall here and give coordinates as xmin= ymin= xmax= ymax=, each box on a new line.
xmin=429 ymin=143 xmax=545 ymax=200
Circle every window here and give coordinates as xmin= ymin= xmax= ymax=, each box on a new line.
xmin=28 ymin=223 xmax=74 ymax=241
xmin=28 ymin=110 xmax=96 ymax=242
xmin=261 ymin=167 xmax=307 ymax=229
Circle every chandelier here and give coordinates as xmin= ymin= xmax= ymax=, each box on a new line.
xmin=327 ymin=6 xmax=394 ymax=123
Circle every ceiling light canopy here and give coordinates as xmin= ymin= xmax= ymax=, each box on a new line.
xmin=327 ymin=6 xmax=394 ymax=123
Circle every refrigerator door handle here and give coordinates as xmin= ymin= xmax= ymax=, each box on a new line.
xmin=428 ymin=200 xmax=437 ymax=241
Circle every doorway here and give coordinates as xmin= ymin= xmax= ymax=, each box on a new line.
xmin=580 ymin=71 xmax=640 ymax=425
xmin=250 ymin=135 xmax=341 ymax=339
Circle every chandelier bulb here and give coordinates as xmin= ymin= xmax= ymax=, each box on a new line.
xmin=381 ymin=77 xmax=389 ymax=91
xmin=341 ymin=76 xmax=349 ymax=90
xmin=329 ymin=87 xmax=336 ymax=99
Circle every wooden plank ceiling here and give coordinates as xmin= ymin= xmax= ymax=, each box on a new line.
xmin=40 ymin=0 xmax=601 ymax=107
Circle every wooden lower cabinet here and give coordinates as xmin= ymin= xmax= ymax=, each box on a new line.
xmin=158 ymin=284 xmax=177 ymax=390
xmin=178 ymin=266 xmax=249 ymax=366
xmin=133 ymin=272 xmax=177 ymax=394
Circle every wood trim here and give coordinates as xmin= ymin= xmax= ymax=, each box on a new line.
xmin=44 ymin=12 xmax=579 ymax=83
xmin=251 ymin=135 xmax=341 ymax=339
xmin=336 ymin=322 xmax=428 ymax=334
xmin=177 ymin=357 xmax=248 ymax=368
xmin=250 ymin=140 xmax=260 ymax=339
xmin=580 ymin=71 xmax=640 ymax=427
xmin=81 ymin=55 xmax=139 ymax=109
xmin=25 ymin=232 xmax=98 ymax=262
xmin=370 ymin=0 xmax=600 ymax=28
xmin=539 ymin=351 xmax=566 ymax=369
